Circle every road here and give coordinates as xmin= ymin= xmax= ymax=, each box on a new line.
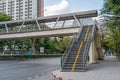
xmin=0 ymin=58 xmax=60 ymax=80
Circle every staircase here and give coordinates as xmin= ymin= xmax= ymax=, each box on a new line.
xmin=62 ymin=25 xmax=92 ymax=72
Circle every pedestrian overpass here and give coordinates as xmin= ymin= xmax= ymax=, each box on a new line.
xmin=0 ymin=10 xmax=97 ymax=40
xmin=0 ymin=10 xmax=103 ymax=71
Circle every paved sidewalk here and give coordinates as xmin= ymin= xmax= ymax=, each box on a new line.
xmin=33 ymin=56 xmax=120 ymax=80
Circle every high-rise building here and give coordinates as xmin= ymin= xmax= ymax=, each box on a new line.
xmin=0 ymin=0 xmax=44 ymax=20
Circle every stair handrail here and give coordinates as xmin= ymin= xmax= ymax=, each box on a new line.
xmin=82 ymin=26 xmax=91 ymax=67
xmin=61 ymin=25 xmax=84 ymax=67
xmin=82 ymin=25 xmax=96 ymax=67
xmin=61 ymin=34 xmax=77 ymax=67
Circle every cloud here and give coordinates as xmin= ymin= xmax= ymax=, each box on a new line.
xmin=44 ymin=0 xmax=69 ymax=16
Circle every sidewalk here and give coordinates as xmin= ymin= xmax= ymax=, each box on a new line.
xmin=51 ymin=56 xmax=120 ymax=80
xmin=33 ymin=56 xmax=120 ymax=80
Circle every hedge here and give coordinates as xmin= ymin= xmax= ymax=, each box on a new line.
xmin=0 ymin=54 xmax=63 ymax=60
xmin=116 ymin=54 xmax=120 ymax=60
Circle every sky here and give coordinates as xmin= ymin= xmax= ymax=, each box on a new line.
xmin=44 ymin=0 xmax=104 ymax=16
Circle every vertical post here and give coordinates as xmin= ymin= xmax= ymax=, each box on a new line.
xmin=43 ymin=23 xmax=46 ymax=29
xmin=18 ymin=20 xmax=25 ymax=32
xmin=35 ymin=19 xmax=41 ymax=30
xmin=73 ymin=14 xmax=83 ymax=39
xmin=5 ymin=24 xmax=9 ymax=33
xmin=53 ymin=16 xmax=60 ymax=29
xmin=89 ymin=41 xmax=97 ymax=64
xmin=61 ymin=20 xmax=65 ymax=28
xmin=78 ymin=19 xmax=84 ymax=26
xmin=73 ymin=14 xmax=81 ymax=26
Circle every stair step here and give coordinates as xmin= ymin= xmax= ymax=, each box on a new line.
xmin=67 ymin=56 xmax=83 ymax=59
xmin=68 ymin=53 xmax=84 ymax=55
xmin=70 ymin=49 xmax=85 ymax=51
xmin=62 ymin=69 xmax=86 ymax=72
xmin=63 ymin=63 xmax=84 ymax=66
xmin=62 ymin=67 xmax=86 ymax=72
xmin=65 ymin=59 xmax=83 ymax=62
xmin=63 ymin=64 xmax=84 ymax=67
xmin=65 ymin=62 xmax=84 ymax=64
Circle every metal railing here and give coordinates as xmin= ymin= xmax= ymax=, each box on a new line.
xmin=82 ymin=25 xmax=96 ymax=68
xmin=61 ymin=34 xmax=77 ymax=67
xmin=61 ymin=24 xmax=84 ymax=67
xmin=0 ymin=50 xmax=28 ymax=55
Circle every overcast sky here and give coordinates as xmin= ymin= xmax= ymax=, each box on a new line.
xmin=44 ymin=0 xmax=104 ymax=16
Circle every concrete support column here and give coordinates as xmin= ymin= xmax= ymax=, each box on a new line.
xmin=97 ymin=48 xmax=103 ymax=60
xmin=89 ymin=41 xmax=97 ymax=64
xmin=94 ymin=30 xmax=104 ymax=60
xmin=93 ymin=41 xmax=99 ymax=60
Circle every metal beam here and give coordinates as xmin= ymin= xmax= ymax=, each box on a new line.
xmin=35 ymin=19 xmax=41 ymax=30
xmin=62 ymin=20 xmax=65 ymax=28
xmin=73 ymin=14 xmax=81 ymax=26
xmin=53 ymin=16 xmax=60 ymax=29
xmin=18 ymin=20 xmax=25 ymax=32
xmin=5 ymin=24 xmax=9 ymax=33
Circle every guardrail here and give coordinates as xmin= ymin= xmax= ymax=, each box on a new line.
xmin=61 ymin=24 xmax=84 ymax=67
xmin=82 ymin=25 xmax=96 ymax=68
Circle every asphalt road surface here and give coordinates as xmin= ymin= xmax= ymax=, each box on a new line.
xmin=0 ymin=58 xmax=60 ymax=80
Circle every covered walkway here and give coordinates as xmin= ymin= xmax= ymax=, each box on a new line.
xmin=51 ymin=56 xmax=120 ymax=80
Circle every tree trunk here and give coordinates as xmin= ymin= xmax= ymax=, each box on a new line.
xmin=31 ymin=38 xmax=36 ymax=54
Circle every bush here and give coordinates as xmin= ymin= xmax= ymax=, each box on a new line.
xmin=116 ymin=54 xmax=120 ymax=60
xmin=0 ymin=54 xmax=62 ymax=61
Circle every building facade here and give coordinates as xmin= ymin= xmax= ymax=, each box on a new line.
xmin=0 ymin=0 xmax=44 ymax=20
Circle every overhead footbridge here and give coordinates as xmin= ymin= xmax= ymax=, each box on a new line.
xmin=0 ymin=10 xmax=103 ymax=72
xmin=0 ymin=10 xmax=97 ymax=40
xmin=0 ymin=27 xmax=79 ymax=40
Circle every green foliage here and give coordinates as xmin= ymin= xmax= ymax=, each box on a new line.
xmin=101 ymin=0 xmax=120 ymax=54
xmin=0 ymin=54 xmax=62 ymax=60
xmin=101 ymin=0 xmax=120 ymax=15
xmin=35 ymin=37 xmax=71 ymax=53
xmin=0 ymin=12 xmax=12 ymax=21
xmin=101 ymin=36 xmax=115 ymax=51
xmin=116 ymin=54 xmax=120 ymax=60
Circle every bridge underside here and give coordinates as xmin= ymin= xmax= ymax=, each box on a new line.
xmin=0 ymin=27 xmax=79 ymax=40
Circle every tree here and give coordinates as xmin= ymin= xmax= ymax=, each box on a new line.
xmin=0 ymin=12 xmax=12 ymax=21
xmin=101 ymin=0 xmax=120 ymax=15
xmin=0 ymin=13 xmax=12 ymax=51
xmin=101 ymin=0 xmax=120 ymax=54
